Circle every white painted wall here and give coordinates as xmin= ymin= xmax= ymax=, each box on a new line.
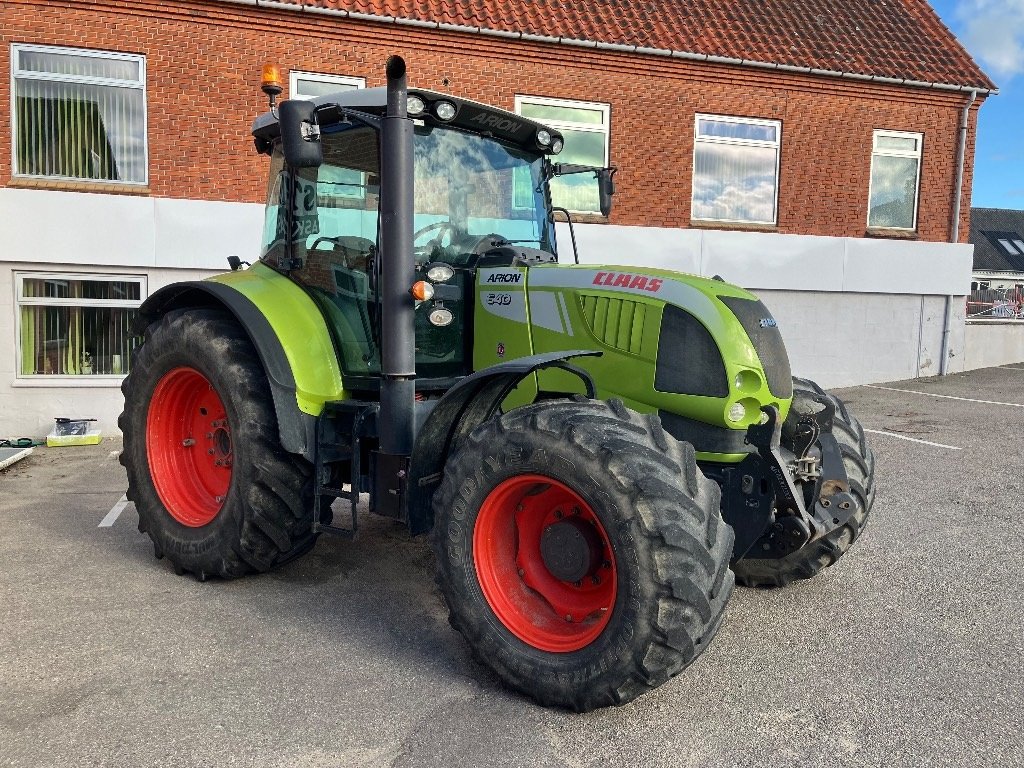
xmin=964 ymin=321 xmax=1024 ymax=371
xmin=0 ymin=261 xmax=221 ymax=437
xmin=0 ymin=190 xmax=975 ymax=436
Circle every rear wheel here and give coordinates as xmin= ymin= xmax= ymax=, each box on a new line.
xmin=433 ymin=398 xmax=734 ymax=711
xmin=119 ymin=309 xmax=316 ymax=579
xmin=732 ymin=377 xmax=876 ymax=588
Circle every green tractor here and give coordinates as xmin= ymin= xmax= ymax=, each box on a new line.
xmin=120 ymin=57 xmax=875 ymax=711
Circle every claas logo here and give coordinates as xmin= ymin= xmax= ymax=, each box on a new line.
xmin=592 ymin=272 xmax=664 ymax=292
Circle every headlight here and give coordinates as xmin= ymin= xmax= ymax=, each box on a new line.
xmin=425 ymin=263 xmax=455 ymax=283
xmin=550 ymin=137 xmax=563 ymax=154
xmin=429 ymin=307 xmax=454 ymax=327
xmin=536 ymin=129 xmax=552 ymax=147
xmin=727 ymin=402 xmax=747 ymax=423
xmin=407 ymin=95 xmax=426 ymax=116
xmin=434 ymin=101 xmax=457 ymax=121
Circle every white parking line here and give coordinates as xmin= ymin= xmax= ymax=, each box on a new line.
xmin=998 ymin=366 xmax=1024 ymax=371
xmin=862 ymin=428 xmax=961 ymax=450
xmin=863 ymin=384 xmax=1024 ymax=408
xmin=99 ymin=494 xmax=129 ymax=528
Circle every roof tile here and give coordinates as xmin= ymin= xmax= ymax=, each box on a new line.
xmin=285 ymin=0 xmax=993 ymax=89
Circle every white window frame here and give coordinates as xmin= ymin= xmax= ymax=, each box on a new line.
xmin=691 ymin=113 xmax=782 ymax=226
xmin=14 ymin=271 xmax=147 ymax=385
xmin=289 ymin=71 xmax=365 ymax=99
xmin=10 ymin=44 xmax=148 ymax=186
xmin=867 ymin=130 xmax=923 ymax=231
xmin=514 ymin=95 xmax=610 ymax=214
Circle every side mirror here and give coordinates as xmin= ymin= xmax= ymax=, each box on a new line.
xmin=598 ymin=168 xmax=616 ymax=217
xmin=279 ymin=99 xmax=323 ymax=169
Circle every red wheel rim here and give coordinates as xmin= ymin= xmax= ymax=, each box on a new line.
xmin=473 ymin=474 xmax=617 ymax=653
xmin=146 ymin=366 xmax=232 ymax=527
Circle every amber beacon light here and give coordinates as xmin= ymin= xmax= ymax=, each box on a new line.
xmin=261 ymin=63 xmax=284 ymax=111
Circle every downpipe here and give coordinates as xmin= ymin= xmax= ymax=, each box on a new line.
xmin=942 ymin=89 xmax=977 ymax=376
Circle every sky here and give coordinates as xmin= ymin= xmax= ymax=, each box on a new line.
xmin=929 ymin=0 xmax=1024 ymax=209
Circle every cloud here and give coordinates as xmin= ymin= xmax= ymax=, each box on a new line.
xmin=955 ymin=0 xmax=1024 ymax=81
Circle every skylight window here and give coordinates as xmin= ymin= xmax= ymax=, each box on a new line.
xmin=998 ymin=239 xmax=1020 ymax=255
xmin=1015 ymin=240 xmax=1024 ymax=253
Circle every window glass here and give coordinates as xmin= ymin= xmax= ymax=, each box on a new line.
xmin=515 ymin=96 xmax=610 ymax=213
xmin=17 ymin=273 xmax=144 ymax=376
xmin=868 ymin=130 xmax=923 ymax=230
xmin=519 ymin=102 xmax=605 ymax=125
xmin=289 ymin=71 xmax=364 ymax=99
xmin=692 ymin=114 xmax=781 ymax=225
xmin=999 ymin=239 xmax=1020 ymax=255
xmin=12 ymin=45 xmax=147 ymax=184
xmin=291 ymin=73 xmax=366 ymax=199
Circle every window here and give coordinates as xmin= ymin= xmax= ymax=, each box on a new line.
xmin=11 ymin=44 xmax=147 ymax=184
xmin=515 ymin=96 xmax=610 ymax=213
xmin=691 ymin=114 xmax=781 ymax=225
xmin=868 ymin=130 xmax=923 ymax=230
xmin=999 ymin=239 xmax=1021 ymax=255
xmin=289 ymin=71 xmax=365 ymax=99
xmin=16 ymin=273 xmax=145 ymax=377
xmin=291 ymin=72 xmax=366 ymax=199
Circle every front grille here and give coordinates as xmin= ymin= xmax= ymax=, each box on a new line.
xmin=719 ymin=295 xmax=793 ymax=399
xmin=655 ymin=305 xmax=729 ymax=397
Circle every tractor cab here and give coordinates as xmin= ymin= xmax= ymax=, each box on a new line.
xmin=252 ymin=87 xmax=574 ymax=392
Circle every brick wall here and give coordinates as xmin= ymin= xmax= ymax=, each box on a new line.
xmin=2 ymin=0 xmax=984 ymax=243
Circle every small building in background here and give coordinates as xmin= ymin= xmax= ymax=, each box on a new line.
xmin=0 ymin=0 xmax=994 ymax=434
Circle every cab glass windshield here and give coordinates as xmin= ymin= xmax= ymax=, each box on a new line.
xmin=259 ymin=123 xmax=553 ymax=384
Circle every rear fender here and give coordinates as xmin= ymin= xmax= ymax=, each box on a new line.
xmin=136 ymin=268 xmax=344 ymax=460
xmin=406 ymin=350 xmax=599 ymax=535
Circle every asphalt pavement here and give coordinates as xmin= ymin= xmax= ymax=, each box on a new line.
xmin=1 ymin=365 xmax=1022 ymax=767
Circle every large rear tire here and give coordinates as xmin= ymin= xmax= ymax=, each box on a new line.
xmin=732 ymin=377 xmax=875 ymax=588
xmin=119 ymin=309 xmax=317 ymax=579
xmin=433 ymin=398 xmax=734 ymax=711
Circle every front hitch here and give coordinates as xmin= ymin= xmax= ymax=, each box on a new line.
xmin=739 ymin=402 xmax=857 ymax=559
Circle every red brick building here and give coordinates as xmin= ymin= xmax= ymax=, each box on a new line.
xmin=0 ymin=0 xmax=994 ymax=433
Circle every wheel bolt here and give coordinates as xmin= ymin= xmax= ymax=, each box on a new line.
xmin=208 ymin=449 xmax=215 ymax=455
xmin=591 ymin=575 xmax=601 ymax=585
xmin=564 ymin=614 xmax=573 ymax=622
xmin=182 ymin=438 xmax=195 ymax=447
xmin=554 ymin=510 xmax=563 ymax=519
xmin=573 ymin=580 xmax=582 ymax=588
xmin=516 ymin=504 xmax=523 ymax=511
xmin=215 ymin=495 xmax=225 ymax=503
xmin=821 ymin=498 xmax=832 ymax=507
xmin=840 ymin=501 xmax=851 ymax=510
xmin=517 ymin=568 xmax=524 ymax=577
xmin=602 ymin=560 xmax=611 ymax=569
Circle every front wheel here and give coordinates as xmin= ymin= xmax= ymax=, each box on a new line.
xmin=119 ymin=309 xmax=317 ymax=579
xmin=732 ymin=377 xmax=876 ymax=588
xmin=433 ymin=398 xmax=734 ymax=711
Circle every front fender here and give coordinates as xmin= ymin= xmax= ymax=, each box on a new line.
xmin=406 ymin=350 xmax=599 ymax=535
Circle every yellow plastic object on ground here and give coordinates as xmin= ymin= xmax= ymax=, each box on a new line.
xmin=46 ymin=430 xmax=102 ymax=447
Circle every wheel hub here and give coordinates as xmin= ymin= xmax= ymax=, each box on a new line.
xmin=540 ymin=518 xmax=602 ymax=583
xmin=472 ymin=474 xmax=618 ymax=653
xmin=146 ymin=366 xmax=232 ymax=527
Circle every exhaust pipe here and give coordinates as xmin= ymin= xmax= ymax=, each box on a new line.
xmin=378 ymin=56 xmax=416 ymax=459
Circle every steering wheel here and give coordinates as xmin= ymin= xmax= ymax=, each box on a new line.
xmin=413 ymin=221 xmax=458 ymax=259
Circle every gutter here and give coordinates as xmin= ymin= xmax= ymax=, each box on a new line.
xmin=940 ymin=89 xmax=979 ymax=376
xmin=208 ymin=0 xmax=997 ymax=96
